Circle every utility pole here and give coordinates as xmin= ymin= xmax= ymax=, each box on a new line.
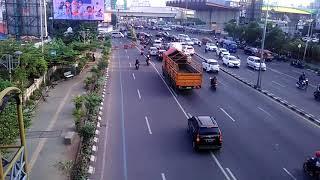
xmin=255 ymin=0 xmax=269 ymax=89
xmin=302 ymin=14 xmax=313 ymax=62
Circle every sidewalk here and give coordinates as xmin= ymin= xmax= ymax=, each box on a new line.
xmin=26 ymin=50 xmax=102 ymax=180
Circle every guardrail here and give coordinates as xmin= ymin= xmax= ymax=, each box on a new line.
xmin=195 ymin=53 xmax=320 ymax=126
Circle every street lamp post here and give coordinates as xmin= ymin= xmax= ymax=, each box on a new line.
xmin=302 ymin=14 xmax=313 ymax=62
xmin=297 ymin=44 xmax=301 ymax=60
xmin=255 ymin=0 xmax=269 ymax=89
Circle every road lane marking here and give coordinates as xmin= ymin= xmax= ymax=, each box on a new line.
xmin=226 ymin=168 xmax=238 ymax=180
xmin=129 ymin=62 xmax=131 ymax=67
xmin=283 ymin=168 xmax=297 ymax=180
xmin=150 ymin=62 xmax=188 ymax=118
xmin=119 ymin=51 xmax=129 ymax=180
xmin=145 ymin=116 xmax=152 ymax=134
xmin=137 ymin=89 xmax=141 ymax=100
xmin=132 ymin=73 xmax=136 ymax=80
xmin=161 ymin=173 xmax=167 ymax=180
xmin=128 ymin=56 xmax=130 ymax=59
xmin=210 ymin=152 xmax=231 ymax=180
xmin=272 ymin=81 xmax=286 ymax=88
xmin=220 ymin=108 xmax=236 ymax=122
xmin=125 ymin=49 xmax=127 ymax=53
xmin=258 ymin=107 xmax=273 ymax=117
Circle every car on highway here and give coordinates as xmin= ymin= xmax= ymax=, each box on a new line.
xmin=178 ymin=34 xmax=190 ymax=41
xmin=205 ymin=43 xmax=218 ymax=51
xmin=246 ymin=56 xmax=266 ymax=71
xmin=244 ymin=46 xmax=258 ymax=55
xmin=222 ymin=55 xmax=241 ymax=68
xmin=191 ymin=38 xmax=201 ymax=46
xmin=111 ymin=31 xmax=124 ymax=38
xmin=216 ymin=48 xmax=230 ymax=57
xmin=201 ymin=37 xmax=213 ymax=45
xmin=186 ymin=38 xmax=194 ymax=46
xmin=202 ymin=59 xmax=219 ymax=73
xmin=255 ymin=49 xmax=274 ymax=62
xmin=187 ymin=115 xmax=222 ymax=150
xmin=183 ymin=45 xmax=195 ymax=56
xmin=149 ymin=47 xmax=158 ymax=56
xmin=162 ymin=27 xmax=172 ymax=31
xmin=153 ymin=40 xmax=162 ymax=49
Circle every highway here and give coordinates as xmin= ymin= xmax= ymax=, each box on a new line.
xmin=91 ymin=36 xmax=320 ymax=180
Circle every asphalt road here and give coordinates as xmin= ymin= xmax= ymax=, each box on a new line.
xmin=142 ymin=29 xmax=320 ymax=120
xmin=91 ymin=36 xmax=320 ymax=180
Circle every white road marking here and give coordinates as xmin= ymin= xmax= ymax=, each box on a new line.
xmin=226 ymin=168 xmax=238 ymax=180
xmin=144 ymin=116 xmax=152 ymax=134
xmin=125 ymin=49 xmax=127 ymax=53
xmin=210 ymin=152 xmax=231 ymax=180
xmin=272 ymin=81 xmax=286 ymax=88
xmin=161 ymin=173 xmax=167 ymax=180
xmin=129 ymin=62 xmax=132 ymax=67
xmin=258 ymin=107 xmax=273 ymax=117
xmin=137 ymin=89 xmax=141 ymax=100
xmin=220 ymin=108 xmax=236 ymax=122
xmin=283 ymin=168 xmax=297 ymax=180
xmin=128 ymin=55 xmax=130 ymax=59
xmin=132 ymin=73 xmax=136 ymax=80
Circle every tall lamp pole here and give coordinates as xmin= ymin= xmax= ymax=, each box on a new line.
xmin=255 ymin=0 xmax=269 ymax=89
xmin=302 ymin=14 xmax=313 ymax=62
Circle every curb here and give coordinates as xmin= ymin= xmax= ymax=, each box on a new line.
xmin=195 ymin=53 xmax=320 ymax=126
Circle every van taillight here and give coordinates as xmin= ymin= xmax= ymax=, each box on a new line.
xmin=196 ymin=134 xmax=200 ymax=142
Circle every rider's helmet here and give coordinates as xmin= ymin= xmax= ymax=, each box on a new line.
xmin=315 ymin=151 xmax=320 ymax=158
xmin=302 ymin=72 xmax=306 ymax=76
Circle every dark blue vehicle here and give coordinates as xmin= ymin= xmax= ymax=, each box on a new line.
xmin=223 ymin=40 xmax=237 ymax=53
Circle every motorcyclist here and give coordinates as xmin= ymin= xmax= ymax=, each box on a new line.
xmin=210 ymin=76 xmax=217 ymax=86
xmin=146 ymin=54 xmax=151 ymax=65
xmin=312 ymin=151 xmax=320 ymax=175
xmin=135 ymin=58 xmax=140 ymax=66
xmin=298 ymin=72 xmax=306 ymax=85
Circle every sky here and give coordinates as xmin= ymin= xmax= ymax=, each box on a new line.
xmin=123 ymin=0 xmax=313 ymax=8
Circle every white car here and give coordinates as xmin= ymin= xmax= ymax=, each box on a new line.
xmin=183 ymin=45 xmax=195 ymax=56
xmin=202 ymin=59 xmax=219 ymax=73
xmin=178 ymin=34 xmax=190 ymax=41
xmin=222 ymin=55 xmax=241 ymax=68
xmin=111 ymin=31 xmax=124 ymax=38
xmin=153 ymin=40 xmax=162 ymax=49
xmin=216 ymin=48 xmax=230 ymax=57
xmin=149 ymin=47 xmax=158 ymax=56
xmin=206 ymin=43 xmax=218 ymax=51
xmin=246 ymin=56 xmax=266 ymax=71
xmin=191 ymin=38 xmax=201 ymax=46
xmin=162 ymin=27 xmax=171 ymax=31
xmin=186 ymin=38 xmax=194 ymax=46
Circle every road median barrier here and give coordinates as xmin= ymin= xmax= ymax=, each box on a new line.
xmin=195 ymin=53 xmax=320 ymax=126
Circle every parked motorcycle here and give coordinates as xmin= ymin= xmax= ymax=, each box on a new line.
xmin=135 ymin=63 xmax=140 ymax=70
xmin=303 ymin=157 xmax=320 ymax=179
xmin=296 ymin=79 xmax=309 ymax=90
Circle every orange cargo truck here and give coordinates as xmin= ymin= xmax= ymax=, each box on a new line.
xmin=162 ymin=48 xmax=202 ymax=90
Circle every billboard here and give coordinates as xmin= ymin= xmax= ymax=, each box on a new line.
xmin=53 ymin=0 xmax=104 ymax=20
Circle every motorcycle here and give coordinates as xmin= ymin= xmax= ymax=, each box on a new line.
xmin=296 ymin=79 xmax=309 ymax=90
xmin=205 ymin=48 xmax=208 ymax=53
xmin=303 ymin=157 xmax=320 ymax=179
xmin=210 ymin=77 xmax=217 ymax=90
xmin=135 ymin=63 xmax=140 ymax=70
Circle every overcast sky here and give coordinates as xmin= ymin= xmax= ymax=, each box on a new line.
xmin=124 ymin=0 xmax=313 ymax=7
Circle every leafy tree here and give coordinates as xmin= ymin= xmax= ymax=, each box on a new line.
xmin=243 ymin=22 xmax=262 ymax=45
xmin=265 ymin=26 xmax=286 ymax=53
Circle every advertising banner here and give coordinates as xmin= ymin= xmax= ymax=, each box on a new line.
xmin=53 ymin=0 xmax=104 ymax=20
